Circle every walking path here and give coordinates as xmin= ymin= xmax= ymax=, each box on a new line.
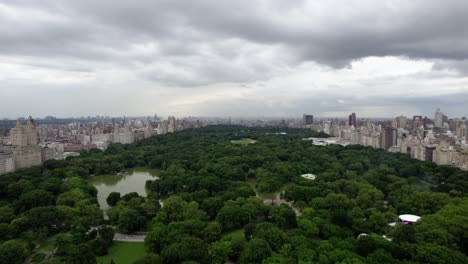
xmin=23 ymin=249 xmax=56 ymax=264
xmin=89 ymin=225 xmax=147 ymax=242
xmin=114 ymin=232 xmax=146 ymax=242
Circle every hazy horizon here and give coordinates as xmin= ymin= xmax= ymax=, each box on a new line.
xmin=1 ymin=1 xmax=467 ymax=118
xmin=0 ymin=114 xmax=451 ymax=121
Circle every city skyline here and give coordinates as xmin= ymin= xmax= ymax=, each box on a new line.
xmin=1 ymin=1 xmax=468 ymax=117
xmin=0 ymin=106 xmax=465 ymax=121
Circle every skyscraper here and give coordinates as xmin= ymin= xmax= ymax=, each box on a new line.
xmin=434 ymin=108 xmax=444 ymax=128
xmin=380 ymin=127 xmax=397 ymax=150
xmin=303 ymin=114 xmax=314 ymax=125
xmin=348 ymin=112 xmax=356 ymax=127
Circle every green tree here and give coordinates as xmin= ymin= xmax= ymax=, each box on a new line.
xmin=118 ymin=208 xmax=146 ymax=233
xmin=145 ymin=222 xmax=167 ymax=253
xmin=253 ymin=222 xmax=287 ymax=251
xmin=415 ymin=243 xmax=467 ymax=264
xmin=64 ymin=243 xmax=97 ymax=264
xmin=96 ymin=225 xmax=115 ymax=254
xmin=106 ymin=192 xmax=121 ymax=207
xmin=17 ymin=190 xmax=55 ymax=211
xmin=216 ymin=201 xmax=248 ymax=229
xmin=298 ymin=218 xmax=319 ymax=238
xmin=202 ymin=221 xmax=222 ymax=243
xmin=210 ymin=241 xmax=232 ymax=264
xmin=160 ymin=236 xmax=208 ymax=263
xmin=0 ymin=206 xmax=15 ymax=223
xmin=0 ymin=239 xmax=29 ymax=264
xmin=240 ymin=238 xmax=272 ymax=264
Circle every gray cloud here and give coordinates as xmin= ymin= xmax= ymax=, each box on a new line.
xmin=2 ymin=1 xmax=468 ymax=68
xmin=0 ymin=0 xmax=467 ymax=117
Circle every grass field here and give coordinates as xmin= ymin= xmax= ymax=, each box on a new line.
xmin=246 ymin=178 xmax=285 ymax=200
xmin=230 ymin=138 xmax=257 ymax=145
xmin=222 ymin=228 xmax=245 ymax=241
xmin=97 ymin=241 xmax=146 ymax=264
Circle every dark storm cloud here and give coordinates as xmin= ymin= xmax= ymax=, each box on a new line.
xmin=1 ymin=0 xmax=467 ymax=68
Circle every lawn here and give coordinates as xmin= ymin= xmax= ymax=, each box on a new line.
xmin=230 ymin=138 xmax=257 ymax=145
xmin=97 ymin=241 xmax=146 ymax=264
xmin=36 ymin=233 xmax=71 ymax=252
xmin=36 ymin=239 xmax=55 ymax=252
xmin=246 ymin=178 xmax=285 ymax=200
xmin=222 ymin=228 xmax=245 ymax=241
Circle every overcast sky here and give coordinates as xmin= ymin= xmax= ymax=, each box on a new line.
xmin=1 ymin=0 xmax=467 ymax=119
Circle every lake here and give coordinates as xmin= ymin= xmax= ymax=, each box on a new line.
xmin=89 ymin=167 xmax=160 ymax=210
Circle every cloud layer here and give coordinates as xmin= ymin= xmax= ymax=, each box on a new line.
xmin=0 ymin=0 xmax=467 ymax=118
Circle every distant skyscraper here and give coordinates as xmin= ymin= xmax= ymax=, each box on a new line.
xmin=434 ymin=108 xmax=444 ymax=128
xmin=392 ymin=115 xmax=408 ymax=129
xmin=168 ymin=116 xmax=176 ymax=133
xmin=348 ymin=112 xmax=356 ymax=127
xmin=303 ymin=114 xmax=314 ymax=125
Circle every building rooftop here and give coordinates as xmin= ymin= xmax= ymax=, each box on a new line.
xmin=399 ymin=214 xmax=421 ymax=223
xmin=301 ymin=173 xmax=316 ymax=180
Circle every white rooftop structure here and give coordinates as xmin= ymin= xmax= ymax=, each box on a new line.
xmin=301 ymin=173 xmax=316 ymax=180
xmin=357 ymin=233 xmax=368 ymax=239
xmin=399 ymin=214 xmax=421 ymax=223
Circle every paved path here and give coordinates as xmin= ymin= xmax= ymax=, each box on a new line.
xmin=89 ymin=225 xmax=146 ymax=242
xmin=114 ymin=232 xmax=146 ymax=242
xmin=24 ymin=249 xmax=56 ymax=264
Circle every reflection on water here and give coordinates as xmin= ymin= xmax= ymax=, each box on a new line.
xmin=89 ymin=167 xmax=159 ymax=210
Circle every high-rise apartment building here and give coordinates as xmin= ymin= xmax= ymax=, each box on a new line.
xmin=303 ymin=114 xmax=314 ymax=125
xmin=425 ymin=145 xmax=436 ymax=162
xmin=112 ymin=123 xmax=134 ymax=144
xmin=392 ymin=115 xmax=408 ymax=129
xmin=380 ymin=127 xmax=397 ymax=150
xmin=348 ymin=113 xmax=356 ymax=127
xmin=2 ymin=117 xmax=42 ymax=170
xmin=0 ymin=151 xmax=15 ymax=174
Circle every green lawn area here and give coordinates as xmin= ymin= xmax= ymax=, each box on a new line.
xmin=97 ymin=241 xmax=146 ymax=264
xmin=36 ymin=239 xmax=55 ymax=252
xmin=36 ymin=233 xmax=71 ymax=252
xmin=230 ymin=138 xmax=257 ymax=145
xmin=246 ymin=178 xmax=285 ymax=200
xmin=222 ymin=228 xmax=245 ymax=241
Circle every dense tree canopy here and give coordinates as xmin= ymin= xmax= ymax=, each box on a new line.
xmin=0 ymin=125 xmax=467 ymax=263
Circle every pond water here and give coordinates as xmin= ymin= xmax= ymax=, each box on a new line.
xmin=89 ymin=167 xmax=160 ymax=210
